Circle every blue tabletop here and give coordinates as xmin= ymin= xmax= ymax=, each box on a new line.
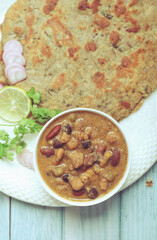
xmin=0 ymin=161 xmax=157 ymax=240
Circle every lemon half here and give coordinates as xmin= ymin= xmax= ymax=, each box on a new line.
xmin=0 ymin=86 xmax=31 ymax=122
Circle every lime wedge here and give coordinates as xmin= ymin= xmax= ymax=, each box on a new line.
xmin=0 ymin=86 xmax=31 ymax=122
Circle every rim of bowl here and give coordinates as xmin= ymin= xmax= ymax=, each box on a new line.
xmin=34 ymin=108 xmax=131 ymax=207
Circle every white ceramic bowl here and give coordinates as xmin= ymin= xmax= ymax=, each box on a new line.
xmin=34 ymin=108 xmax=131 ymax=207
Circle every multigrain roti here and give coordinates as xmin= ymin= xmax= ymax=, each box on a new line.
xmin=1 ymin=0 xmax=157 ymax=121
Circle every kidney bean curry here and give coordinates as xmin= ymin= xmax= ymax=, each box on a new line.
xmin=37 ymin=111 xmax=128 ymax=201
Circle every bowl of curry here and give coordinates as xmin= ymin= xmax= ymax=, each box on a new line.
xmin=34 ymin=108 xmax=131 ymax=206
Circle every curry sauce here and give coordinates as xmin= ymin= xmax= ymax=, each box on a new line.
xmin=37 ymin=111 xmax=128 ymax=201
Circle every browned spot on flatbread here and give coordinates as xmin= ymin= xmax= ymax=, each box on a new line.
xmin=110 ymin=31 xmax=120 ymax=45
xmin=41 ymin=44 xmax=52 ymax=58
xmin=145 ymin=24 xmax=149 ymax=31
xmin=124 ymin=11 xmax=137 ymax=25
xmin=90 ymin=0 xmax=101 ymax=14
xmin=130 ymin=48 xmax=145 ymax=68
xmin=121 ymin=56 xmax=131 ymax=68
xmin=31 ymin=55 xmax=43 ymax=66
xmin=13 ymin=27 xmax=23 ymax=34
xmin=117 ymin=0 xmax=124 ymax=4
xmin=78 ymin=0 xmax=90 ymax=11
xmin=47 ymin=17 xmax=73 ymax=47
xmin=68 ymin=47 xmax=77 ymax=57
xmin=126 ymin=25 xmax=140 ymax=33
xmin=93 ymin=72 xmax=105 ymax=88
xmin=120 ymin=101 xmax=131 ymax=109
xmin=116 ymin=3 xmax=140 ymax=34
xmin=68 ymin=46 xmax=80 ymax=61
xmin=26 ymin=12 xmax=35 ymax=27
xmin=43 ymin=0 xmax=58 ymax=15
xmin=25 ymin=13 xmax=35 ymax=42
xmin=116 ymin=49 xmax=145 ymax=79
xmin=78 ymin=0 xmax=101 ymax=13
xmin=116 ymin=64 xmax=133 ymax=79
xmin=93 ymin=15 xmax=110 ymax=30
xmin=71 ymin=80 xmax=78 ymax=88
xmin=85 ymin=41 xmax=97 ymax=52
xmin=98 ymin=58 xmax=106 ymax=65
xmin=129 ymin=0 xmax=139 ymax=7
xmin=114 ymin=3 xmax=126 ymax=17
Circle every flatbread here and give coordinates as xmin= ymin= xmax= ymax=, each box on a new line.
xmin=0 ymin=42 xmax=6 ymax=84
xmin=1 ymin=0 xmax=157 ymax=121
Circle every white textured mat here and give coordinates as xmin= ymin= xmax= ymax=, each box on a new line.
xmin=0 ymin=90 xmax=157 ymax=207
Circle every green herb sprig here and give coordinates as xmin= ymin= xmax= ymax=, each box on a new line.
xmin=26 ymin=87 xmax=41 ymax=104
xmin=0 ymin=87 xmax=61 ymax=160
xmin=0 ymin=119 xmax=42 ymax=160
xmin=31 ymin=105 xmax=62 ymax=124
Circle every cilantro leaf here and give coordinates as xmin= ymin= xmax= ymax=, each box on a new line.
xmin=26 ymin=87 xmax=41 ymax=104
xmin=6 ymin=152 xmax=14 ymax=161
xmin=0 ymin=119 xmax=42 ymax=160
xmin=0 ymin=130 xmax=10 ymax=144
xmin=31 ymin=105 xmax=62 ymax=123
xmin=14 ymin=118 xmax=42 ymax=134
xmin=0 ymin=143 xmax=5 ymax=158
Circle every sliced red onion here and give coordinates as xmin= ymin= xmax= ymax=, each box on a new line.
xmin=5 ymin=63 xmax=25 ymax=78
xmin=4 ymin=53 xmax=26 ymax=66
xmin=2 ymin=49 xmax=23 ymax=63
xmin=16 ymin=149 xmax=34 ymax=170
xmin=4 ymin=40 xmax=23 ymax=54
xmin=3 ymin=40 xmax=27 ymax=84
xmin=7 ymin=68 xmax=27 ymax=84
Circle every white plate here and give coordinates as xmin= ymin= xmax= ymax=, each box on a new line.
xmin=0 ymin=0 xmax=157 ymax=207
xmin=0 ymin=90 xmax=156 ymax=207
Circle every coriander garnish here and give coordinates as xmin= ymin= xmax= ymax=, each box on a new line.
xmin=0 ymin=87 xmax=62 ymax=160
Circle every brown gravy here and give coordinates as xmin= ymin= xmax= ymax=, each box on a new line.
xmin=37 ymin=111 xmax=128 ymax=201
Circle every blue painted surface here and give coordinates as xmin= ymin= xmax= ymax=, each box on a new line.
xmin=0 ymin=162 xmax=157 ymax=240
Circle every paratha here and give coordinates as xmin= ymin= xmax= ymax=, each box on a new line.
xmin=1 ymin=0 xmax=157 ymax=121
xmin=0 ymin=42 xmax=6 ymax=84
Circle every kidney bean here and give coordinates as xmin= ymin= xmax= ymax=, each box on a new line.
xmin=53 ymin=139 xmax=63 ymax=148
xmin=63 ymin=124 xmax=72 ymax=135
xmin=87 ymin=188 xmax=98 ymax=199
xmin=40 ymin=146 xmax=55 ymax=157
xmin=46 ymin=124 xmax=61 ymax=140
xmin=96 ymin=143 xmax=106 ymax=155
xmin=73 ymin=189 xmax=85 ymax=196
xmin=82 ymin=140 xmax=91 ymax=149
xmin=62 ymin=174 xmax=70 ymax=183
xmin=111 ymin=147 xmax=120 ymax=166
